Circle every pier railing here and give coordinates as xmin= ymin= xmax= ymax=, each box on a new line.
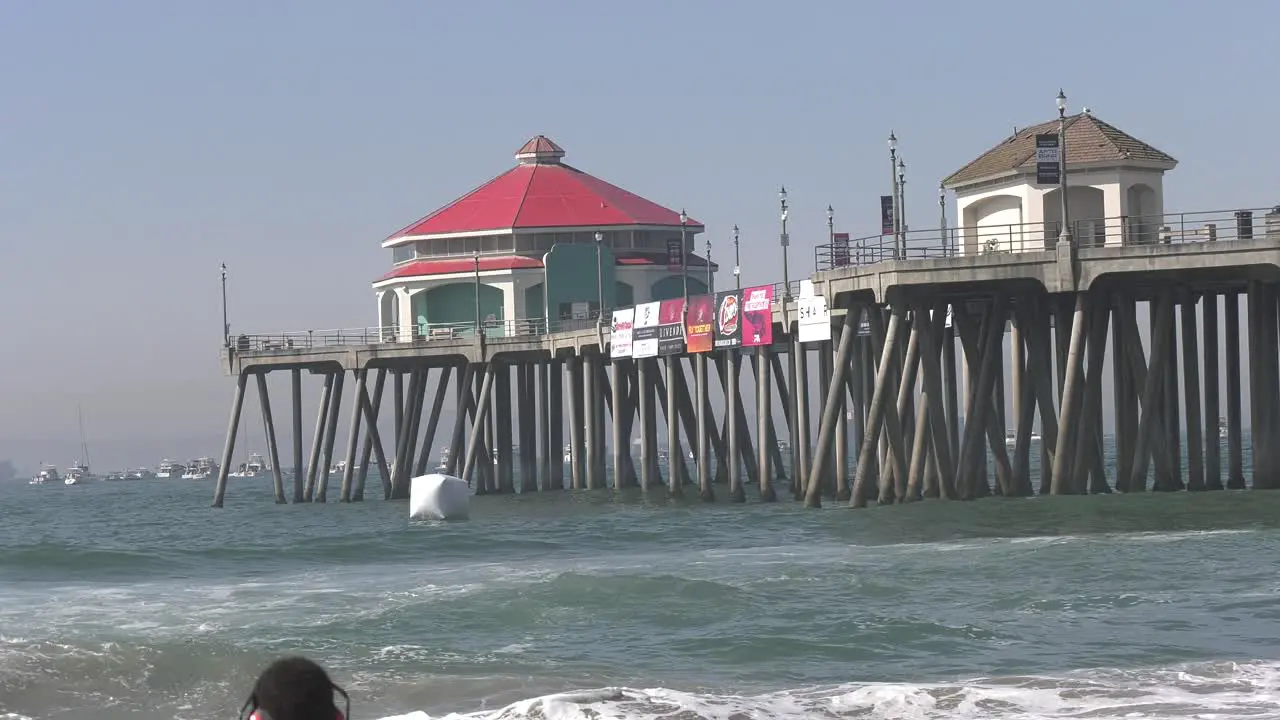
xmin=814 ymin=206 xmax=1280 ymax=271
xmin=230 ymin=316 xmax=621 ymax=353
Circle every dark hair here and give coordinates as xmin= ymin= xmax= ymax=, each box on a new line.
xmin=244 ymin=656 xmax=344 ymax=720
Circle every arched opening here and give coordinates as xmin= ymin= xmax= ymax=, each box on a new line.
xmin=379 ymin=292 xmax=399 ymax=341
xmin=650 ymin=275 xmax=708 ymax=301
xmin=1126 ymin=183 xmax=1159 ymax=244
xmin=961 ymin=194 xmax=1025 ymax=254
xmin=525 ymin=282 xmax=545 ymax=323
xmin=616 ymin=280 xmax=635 ymax=307
xmin=1043 ymin=186 xmax=1106 ymax=247
xmin=421 ymin=282 xmax=506 ymax=338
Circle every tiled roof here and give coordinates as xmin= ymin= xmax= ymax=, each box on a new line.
xmin=387 ymin=136 xmax=702 ymax=242
xmin=943 ymin=113 xmax=1178 ymax=188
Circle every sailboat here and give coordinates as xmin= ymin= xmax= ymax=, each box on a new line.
xmin=64 ymin=405 xmax=95 ymax=485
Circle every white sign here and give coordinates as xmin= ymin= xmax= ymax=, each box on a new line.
xmin=630 ymin=302 xmax=660 ymax=358
xmin=797 ymin=296 xmax=831 ymax=343
xmin=610 ymin=308 xmax=634 ymax=358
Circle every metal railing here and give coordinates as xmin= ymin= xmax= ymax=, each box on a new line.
xmin=229 ymin=316 xmax=617 ymax=353
xmin=814 ymin=206 xmax=1280 ymax=271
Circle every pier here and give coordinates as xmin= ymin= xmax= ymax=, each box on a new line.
xmin=210 ymin=118 xmax=1280 ymax=508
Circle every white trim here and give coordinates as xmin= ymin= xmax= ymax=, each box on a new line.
xmin=382 ymin=222 xmax=705 ymax=248
xmin=371 ymin=267 xmax=527 ymax=290
xmin=382 ymin=228 xmax=514 ymax=248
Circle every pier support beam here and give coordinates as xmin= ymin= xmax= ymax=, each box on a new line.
xmin=612 ymin=359 xmax=627 ymax=490
xmin=756 ymin=347 xmax=776 ymax=501
xmin=355 ymin=368 xmax=390 ymax=501
xmin=256 ymin=372 xmax=287 ymax=504
xmin=1203 ymin=293 xmax=1222 ymax=490
xmin=696 ymin=353 xmax=714 ymax=501
xmin=805 ymin=304 xmax=861 ymax=507
xmin=315 ymin=371 xmax=344 ymax=503
xmin=462 ymin=365 xmax=496 ymax=483
xmin=851 ymin=304 xmax=908 ymax=507
xmin=727 ymin=351 xmax=744 ymax=502
xmin=568 ymin=357 xmax=585 ymax=489
xmin=1181 ymin=296 xmax=1206 ymax=491
xmin=549 ymin=360 xmax=565 ymax=491
xmin=304 ymin=372 xmax=335 ymax=502
xmin=212 ymin=371 xmax=249 ymax=508
xmin=290 ymin=368 xmax=303 ymax=503
xmin=665 ymin=355 xmax=684 ymax=497
xmin=338 ymin=369 xmax=367 ymax=502
xmin=1225 ymin=292 xmax=1245 ymax=488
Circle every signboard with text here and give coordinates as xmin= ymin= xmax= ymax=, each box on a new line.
xmin=797 ymin=295 xmax=831 ymax=343
xmin=657 ymin=299 xmax=685 ymax=355
xmin=832 ymin=232 xmax=850 ymax=267
xmin=631 ymin=301 xmax=660 ymax=358
xmin=684 ymin=294 xmax=714 ymax=353
xmin=880 ymin=195 xmax=895 ymax=235
xmin=713 ymin=290 xmax=742 ymax=349
xmin=666 ymin=238 xmax=683 ymax=272
xmin=1035 ymin=134 xmax=1060 ymax=185
xmin=609 ymin=308 xmax=634 ymax=358
xmin=740 ymin=285 xmax=774 ymax=347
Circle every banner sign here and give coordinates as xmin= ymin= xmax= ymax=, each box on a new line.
xmin=631 ymin=301 xmax=660 ymax=358
xmin=713 ymin=290 xmax=742 ymax=349
xmin=657 ymin=299 xmax=685 ymax=355
xmin=1035 ymin=134 xmax=1060 ymax=185
xmin=740 ymin=285 xmax=774 ymax=347
xmin=832 ymin=232 xmax=850 ymax=267
xmin=797 ymin=295 xmax=831 ymax=343
xmin=609 ymin=308 xmax=634 ymax=358
xmin=685 ymin=294 xmax=714 ymax=353
xmin=666 ymin=238 xmax=684 ymax=272
xmin=880 ymin=195 xmax=895 ymax=235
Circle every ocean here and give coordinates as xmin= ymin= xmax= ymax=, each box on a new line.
xmin=4 ymin=469 xmax=1280 ymax=719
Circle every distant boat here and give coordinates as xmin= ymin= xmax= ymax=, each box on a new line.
xmin=436 ymin=447 xmax=452 ymax=472
xmin=181 ymin=457 xmax=217 ymax=480
xmin=64 ymin=461 xmax=93 ymax=486
xmin=128 ymin=468 xmax=155 ymax=480
xmin=1004 ymin=431 xmax=1043 ymax=447
xmin=231 ymin=453 xmax=267 ymax=478
xmin=156 ymin=459 xmax=184 ymax=479
xmin=562 ymin=443 xmax=572 ymax=464
xmin=30 ymin=464 xmax=59 ymax=485
xmin=1219 ymin=417 xmax=1229 ymax=439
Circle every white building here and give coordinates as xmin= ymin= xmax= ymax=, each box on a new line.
xmin=943 ymin=112 xmax=1178 ymax=255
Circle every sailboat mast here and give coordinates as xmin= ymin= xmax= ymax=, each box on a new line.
xmin=77 ymin=404 xmax=90 ymax=468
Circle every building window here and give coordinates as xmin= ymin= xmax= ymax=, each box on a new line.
xmin=447 ymin=237 xmax=464 ymax=255
xmin=392 ymin=244 xmax=415 ymax=264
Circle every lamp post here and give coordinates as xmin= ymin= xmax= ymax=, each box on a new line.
xmin=594 ymin=230 xmax=605 ymax=325
xmin=1057 ymin=89 xmax=1072 ymax=245
xmin=827 ymin=203 xmax=834 ymax=243
xmin=732 ymin=224 xmax=741 ymax=290
xmin=939 ymin=184 xmax=948 ymax=255
xmin=473 ymin=250 xmax=482 ymax=338
xmin=704 ymin=235 xmax=713 ymax=294
xmin=779 ymin=186 xmax=790 ymax=301
xmin=220 ymin=263 xmax=229 ymax=348
xmin=680 ymin=210 xmax=689 ymax=306
xmin=888 ymin=131 xmax=899 ymax=258
xmin=898 ymin=159 xmax=907 ymax=256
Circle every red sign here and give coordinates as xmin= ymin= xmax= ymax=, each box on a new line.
xmin=740 ymin=285 xmax=774 ymax=347
xmin=684 ymin=295 xmax=714 ymax=353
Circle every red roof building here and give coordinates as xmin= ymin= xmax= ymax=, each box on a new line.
xmin=374 ymin=136 xmax=715 ymax=340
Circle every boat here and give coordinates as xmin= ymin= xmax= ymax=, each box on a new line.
xmin=156 ymin=459 xmax=184 ymax=478
xmin=562 ymin=443 xmax=572 ymax=464
xmin=1219 ymin=417 xmax=1228 ymax=438
xmin=64 ymin=461 xmax=93 ymax=485
xmin=329 ymin=459 xmax=347 ymax=476
xmin=1004 ymin=431 xmax=1043 ymax=447
xmin=436 ymin=447 xmax=452 ymax=472
xmin=29 ymin=464 xmax=59 ymax=485
xmin=65 ymin=405 xmax=95 ymax=485
xmin=128 ymin=468 xmax=155 ymax=480
xmin=104 ymin=470 xmax=129 ymax=482
xmin=181 ymin=457 xmax=217 ymax=480
xmin=231 ymin=453 xmax=268 ymax=478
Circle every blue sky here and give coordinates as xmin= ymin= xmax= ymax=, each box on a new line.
xmin=1 ymin=0 xmax=1275 ymax=470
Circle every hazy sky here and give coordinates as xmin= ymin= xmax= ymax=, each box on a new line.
xmin=2 ymin=1 xmax=1276 ymax=471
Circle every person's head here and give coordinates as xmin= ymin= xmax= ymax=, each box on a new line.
xmin=240 ymin=656 xmax=349 ymax=720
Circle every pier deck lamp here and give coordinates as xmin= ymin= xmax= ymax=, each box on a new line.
xmin=680 ymin=209 xmax=690 ymax=314
xmin=220 ymin=263 xmax=229 ymax=348
xmin=594 ymin=230 xmax=605 ymax=324
xmin=732 ymin=224 xmax=741 ymax=290
xmin=888 ymin=132 xmax=900 ymax=258
xmin=704 ymin=235 xmax=712 ymax=294
xmin=1057 ymin=89 xmax=1072 ymax=245
xmin=779 ymin=187 xmax=790 ymax=302
xmin=472 ymin=249 xmax=482 ymax=338
xmin=897 ymin=160 xmax=907 ymax=252
xmin=939 ymin=184 xmax=948 ymax=254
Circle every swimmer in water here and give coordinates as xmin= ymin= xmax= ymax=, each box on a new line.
xmin=239 ymin=656 xmax=350 ymax=720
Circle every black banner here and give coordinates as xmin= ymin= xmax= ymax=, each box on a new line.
xmin=1035 ymin=134 xmax=1060 ymax=185
xmin=832 ymin=232 xmax=850 ymax=267
xmin=880 ymin=195 xmax=894 ymax=236
xmin=713 ymin=290 xmax=743 ymax=349
xmin=665 ymin=238 xmax=683 ymax=271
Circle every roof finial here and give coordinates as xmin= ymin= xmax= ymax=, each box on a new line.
xmin=515 ymin=135 xmax=566 ymax=165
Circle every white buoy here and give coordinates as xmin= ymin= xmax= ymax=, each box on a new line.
xmin=408 ymin=473 xmax=470 ymax=521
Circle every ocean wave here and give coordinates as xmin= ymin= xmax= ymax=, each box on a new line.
xmin=378 ymin=659 xmax=1280 ymax=720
